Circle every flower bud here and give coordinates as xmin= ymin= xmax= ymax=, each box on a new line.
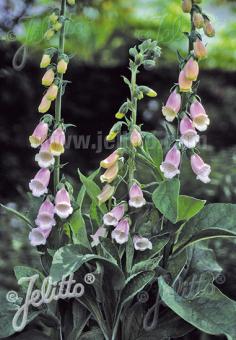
xmin=49 ymin=12 xmax=59 ymax=24
xmin=97 ymin=184 xmax=115 ymax=204
xmin=40 ymin=54 xmax=51 ymax=68
xmin=100 ymin=150 xmax=119 ymax=169
xmin=100 ymin=162 xmax=119 ymax=184
xmin=44 ymin=29 xmax=55 ymax=40
xmin=53 ymin=21 xmax=62 ymax=32
xmin=106 ymin=122 xmax=122 ymax=141
xmin=57 ymin=59 xmax=68 ymax=74
xmin=139 ymin=86 xmax=157 ymax=98
xmin=38 ymin=96 xmax=52 ymax=113
xmin=55 ymin=188 xmax=73 ymax=219
xmin=130 ymin=129 xmax=142 ymax=147
xmin=67 ymin=0 xmax=75 ymax=5
xmin=46 ymin=84 xmax=59 ymax=101
xmin=160 ymin=145 xmax=181 ymax=179
xmin=115 ymin=102 xmax=128 ymax=119
xmin=203 ymin=19 xmax=215 ymax=37
xmin=50 ymin=127 xmax=66 ymax=156
xmin=191 ymin=154 xmax=211 ymax=183
xmin=111 ymin=218 xmax=130 ymax=244
xmin=133 ymin=235 xmax=152 ymax=251
xmin=193 ymin=0 xmax=202 ymax=4
xmin=194 ymin=38 xmax=208 ymax=59
xmin=29 ymin=122 xmax=48 ymax=148
xmin=183 ymin=58 xmax=199 ymax=81
xmin=178 ymin=70 xmax=192 ymax=92
xmin=182 ymin=0 xmax=192 ymax=13
xmin=193 ymin=12 xmax=204 ymax=29
xmin=42 ymin=68 xmax=55 ymax=87
xmin=129 ymin=184 xmax=146 ymax=208
xmin=162 ymin=90 xmax=181 ymax=122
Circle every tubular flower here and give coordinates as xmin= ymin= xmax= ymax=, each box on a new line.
xmin=160 ymin=145 xmax=181 ymax=179
xmin=103 ymin=204 xmax=127 ymax=226
xmin=90 ymin=227 xmax=107 ymax=247
xmin=203 ymin=19 xmax=215 ymax=37
xmin=194 ymin=38 xmax=208 ymax=59
xmin=193 ymin=12 xmax=204 ymax=29
xmin=29 ymin=227 xmax=52 ymax=246
xmin=55 ymin=188 xmax=73 ymax=219
xmin=191 ymin=154 xmax=211 ymax=183
xmin=40 ymin=54 xmax=51 ymax=68
xmin=46 ymin=84 xmax=59 ymax=101
xmin=133 ymin=235 xmax=153 ymax=251
xmin=111 ymin=218 xmax=130 ymax=245
xmin=38 ymin=95 xmax=52 ymax=114
xmin=35 ymin=139 xmax=55 ymax=168
xmin=50 ymin=128 xmax=66 ymax=156
xmin=162 ymin=90 xmax=181 ymax=122
xmin=100 ymin=162 xmax=119 ymax=184
xmin=29 ymin=122 xmax=48 ymax=148
xmin=130 ymin=129 xmax=142 ymax=147
xmin=182 ymin=0 xmax=192 ymax=13
xmin=129 ymin=184 xmax=146 ymax=208
xmin=42 ymin=68 xmax=55 ymax=87
xmin=57 ymin=59 xmax=68 ymax=74
xmin=97 ymin=185 xmax=115 ymax=204
xmin=178 ymin=70 xmax=192 ymax=92
xmin=29 ymin=168 xmax=50 ymax=197
xmin=183 ymin=58 xmax=199 ymax=81
xmin=190 ymin=100 xmax=210 ymax=131
xmin=180 ymin=117 xmax=200 ymax=148
xmin=100 ymin=150 xmax=119 ymax=169
xmin=35 ymin=200 xmax=56 ymax=230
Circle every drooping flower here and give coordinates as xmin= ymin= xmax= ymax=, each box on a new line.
xmin=57 ymin=59 xmax=68 ymax=74
xmin=133 ymin=235 xmax=153 ymax=251
xmin=103 ymin=204 xmax=126 ymax=226
xmin=193 ymin=12 xmax=204 ymax=29
xmin=46 ymin=84 xmax=59 ymax=101
xmin=190 ymin=100 xmax=210 ymax=132
xmin=162 ymin=90 xmax=181 ymax=122
xmin=129 ymin=184 xmax=146 ymax=208
xmin=44 ymin=29 xmax=55 ymax=41
xmin=50 ymin=128 xmax=66 ymax=156
xmin=29 ymin=168 xmax=50 ymax=197
xmin=160 ymin=145 xmax=181 ymax=179
xmin=100 ymin=150 xmax=119 ymax=169
xmin=100 ymin=162 xmax=119 ymax=184
xmin=38 ymin=95 xmax=52 ymax=113
xmin=178 ymin=70 xmax=192 ymax=92
xmin=40 ymin=54 xmax=51 ymax=68
xmin=111 ymin=218 xmax=130 ymax=244
xmin=55 ymin=188 xmax=73 ymax=219
xmin=29 ymin=122 xmax=48 ymax=148
xmin=35 ymin=200 xmax=56 ymax=230
xmin=97 ymin=185 xmax=115 ymax=204
xmin=35 ymin=139 xmax=55 ymax=168
xmin=183 ymin=58 xmax=199 ymax=81
xmin=90 ymin=227 xmax=107 ymax=247
xmin=203 ymin=19 xmax=215 ymax=37
xmin=29 ymin=227 xmax=52 ymax=246
xmin=42 ymin=68 xmax=55 ymax=87
xmin=194 ymin=38 xmax=208 ymax=59
xmin=130 ymin=129 xmax=142 ymax=147
xmin=180 ymin=116 xmax=200 ymax=148
xmin=182 ymin=0 xmax=192 ymax=13
xmin=191 ymin=154 xmax=211 ymax=183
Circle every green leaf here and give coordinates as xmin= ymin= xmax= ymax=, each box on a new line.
xmin=100 ymin=239 xmax=120 ymax=265
xmin=126 ymin=235 xmax=134 ymax=273
xmin=80 ymin=327 xmax=104 ymax=340
xmin=143 ymin=132 xmax=163 ymax=167
xmin=50 ymin=245 xmax=125 ymax=290
xmin=8 ymin=330 xmax=51 ymax=340
xmin=68 ymin=301 xmax=91 ymax=340
xmin=68 ymin=210 xmax=90 ymax=248
xmin=14 ymin=266 xmax=44 ymax=293
xmin=177 ymin=195 xmax=206 ymax=222
xmin=159 ymin=276 xmax=236 ymax=340
xmin=152 ymin=179 xmax=180 ymax=223
xmin=175 ymin=203 xmax=236 ymax=253
xmin=0 ymin=204 xmax=33 ymax=228
xmin=131 ymin=256 xmax=162 ymax=275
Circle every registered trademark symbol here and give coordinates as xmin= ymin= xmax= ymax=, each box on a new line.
xmin=84 ymin=273 xmax=95 ymax=285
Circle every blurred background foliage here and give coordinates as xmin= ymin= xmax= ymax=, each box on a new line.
xmin=0 ymin=0 xmax=236 ymax=338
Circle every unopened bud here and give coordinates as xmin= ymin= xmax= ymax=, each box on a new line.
xmin=40 ymin=54 xmax=51 ymax=68
xmin=183 ymin=58 xmax=199 ymax=81
xmin=193 ymin=12 xmax=204 ymax=29
xmin=139 ymin=86 xmax=157 ymax=98
xmin=42 ymin=68 xmax=55 ymax=87
xmin=115 ymin=102 xmax=128 ymax=119
xmin=38 ymin=96 xmax=52 ymax=113
xmin=53 ymin=21 xmax=62 ymax=32
xmin=46 ymin=84 xmax=59 ymax=101
xmin=67 ymin=0 xmax=75 ymax=5
xmin=203 ymin=19 xmax=215 ymax=37
xmin=49 ymin=12 xmax=59 ymax=24
xmin=130 ymin=129 xmax=142 ymax=147
xmin=194 ymin=38 xmax=208 ymax=59
xmin=44 ymin=29 xmax=55 ymax=40
xmin=106 ymin=122 xmax=122 ymax=141
xmin=178 ymin=70 xmax=192 ymax=93
xmin=57 ymin=59 xmax=68 ymax=74
xmin=182 ymin=0 xmax=192 ymax=13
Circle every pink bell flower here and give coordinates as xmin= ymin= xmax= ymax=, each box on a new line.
xmin=90 ymin=227 xmax=107 ymax=247
xmin=190 ymin=100 xmax=210 ymax=131
xmin=111 ymin=218 xmax=130 ymax=244
xmin=180 ymin=116 xmax=200 ymax=148
xmin=191 ymin=154 xmax=211 ymax=183
xmin=160 ymin=145 xmax=181 ymax=179
xmin=183 ymin=58 xmax=199 ymax=81
xmin=103 ymin=204 xmax=126 ymax=226
xmin=100 ymin=162 xmax=119 ymax=184
xmin=130 ymin=129 xmax=142 ymax=147
xmin=100 ymin=150 xmax=119 ymax=169
xmin=129 ymin=184 xmax=146 ymax=208
xmin=55 ymin=188 xmax=73 ymax=219
xmin=35 ymin=139 xmax=55 ymax=168
xmin=29 ymin=168 xmax=50 ymax=197
xmin=194 ymin=38 xmax=208 ymax=60
xmin=29 ymin=227 xmax=52 ymax=246
xmin=162 ymin=90 xmax=181 ymax=122
xmin=178 ymin=70 xmax=192 ymax=92
xmin=133 ymin=235 xmax=153 ymax=251
xmin=29 ymin=122 xmax=48 ymax=148
xmin=35 ymin=200 xmax=56 ymax=230
xmin=50 ymin=128 xmax=66 ymax=156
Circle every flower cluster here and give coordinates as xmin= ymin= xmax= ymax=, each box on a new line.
xmin=161 ymin=0 xmax=214 ymax=184
xmin=28 ymin=4 xmax=73 ymax=246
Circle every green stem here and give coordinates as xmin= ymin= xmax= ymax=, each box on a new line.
xmin=54 ymin=0 xmax=66 ymax=194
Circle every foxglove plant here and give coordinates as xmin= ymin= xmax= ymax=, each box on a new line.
xmin=1 ymin=1 xmax=236 ymax=340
